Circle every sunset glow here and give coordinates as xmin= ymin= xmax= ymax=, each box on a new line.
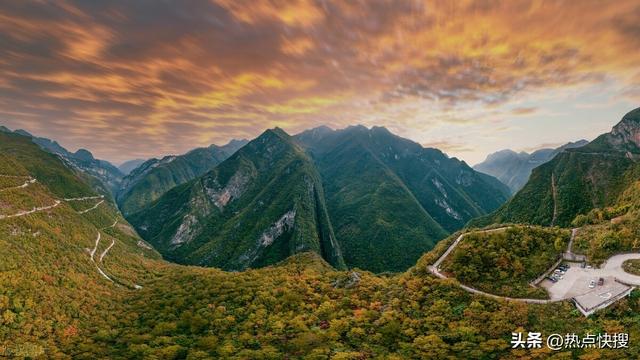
xmin=1 ymin=0 xmax=639 ymax=163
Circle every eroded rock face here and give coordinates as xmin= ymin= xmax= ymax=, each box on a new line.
xmin=204 ymin=169 xmax=251 ymax=210
xmin=171 ymin=214 xmax=198 ymax=246
xmin=258 ymin=210 xmax=296 ymax=246
xmin=238 ymin=209 xmax=297 ymax=267
xmin=612 ymin=120 xmax=640 ymax=148
xmin=435 ymin=198 xmax=462 ymax=220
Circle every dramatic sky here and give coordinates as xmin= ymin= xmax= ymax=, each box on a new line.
xmin=1 ymin=0 xmax=639 ymax=165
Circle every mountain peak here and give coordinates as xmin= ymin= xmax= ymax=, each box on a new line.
xmin=261 ymin=127 xmax=292 ymax=141
xmin=608 ymin=107 xmax=640 ymax=150
xmin=74 ymin=148 xmax=95 ymax=161
xmin=299 ymin=125 xmax=334 ymax=137
xmin=622 ymin=107 xmax=640 ymax=122
xmin=14 ymin=129 xmax=33 ymax=137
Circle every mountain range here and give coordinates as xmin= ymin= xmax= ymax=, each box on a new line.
xmin=6 ymin=126 xmax=634 ymax=359
xmin=474 ymin=140 xmax=589 ymax=194
xmin=128 ymin=125 xmax=511 ymax=272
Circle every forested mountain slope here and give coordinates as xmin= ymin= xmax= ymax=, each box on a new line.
xmin=0 ymin=132 xmax=159 ymax=356
xmin=294 ymin=125 xmax=510 ymax=271
xmin=471 ymin=108 xmax=640 ymax=228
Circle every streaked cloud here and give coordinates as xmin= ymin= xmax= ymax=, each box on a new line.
xmin=0 ymin=0 xmax=638 ymax=164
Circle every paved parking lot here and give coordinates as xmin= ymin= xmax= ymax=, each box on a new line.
xmin=540 ymin=257 xmax=640 ymax=300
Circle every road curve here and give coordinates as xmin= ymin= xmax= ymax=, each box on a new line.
xmin=0 ymin=200 xmax=61 ymax=220
xmin=0 ymin=177 xmax=36 ymax=192
xmin=601 ymin=254 xmax=640 ymax=285
xmin=64 ymin=195 xmax=104 ymax=201
xmin=78 ymin=200 xmax=104 ymax=214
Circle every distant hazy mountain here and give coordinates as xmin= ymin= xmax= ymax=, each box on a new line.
xmin=474 ymin=140 xmax=588 ymax=193
xmin=0 ymin=126 xmax=123 ymax=195
xmin=471 ymin=107 xmax=640 ymax=228
xmin=129 ymin=126 xmax=510 ymax=272
xmin=117 ymin=139 xmax=248 ymax=215
xmin=118 ymin=159 xmax=146 ymax=175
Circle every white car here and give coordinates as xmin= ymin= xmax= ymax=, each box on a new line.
xmin=589 ymin=280 xmax=596 ymax=288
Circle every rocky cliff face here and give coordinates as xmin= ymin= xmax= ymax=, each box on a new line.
xmin=610 ymin=108 xmax=640 ymax=150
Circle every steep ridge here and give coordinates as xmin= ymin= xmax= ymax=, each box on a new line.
xmin=471 ymin=108 xmax=640 ymax=228
xmin=297 ymin=126 xmax=448 ymax=271
xmin=117 ymin=139 xmax=248 ymax=215
xmin=128 ymin=129 xmax=345 ymax=270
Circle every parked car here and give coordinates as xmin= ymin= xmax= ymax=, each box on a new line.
xmin=589 ymin=280 xmax=596 ymax=288
xmin=598 ymin=278 xmax=604 ymax=286
xmin=547 ymin=276 xmax=558 ymax=283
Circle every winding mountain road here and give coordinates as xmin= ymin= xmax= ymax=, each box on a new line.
xmin=90 ymin=231 xmax=101 ymax=261
xmin=0 ymin=173 xmax=143 ymax=288
xmin=600 ymin=254 xmax=640 ymax=286
xmin=99 ymin=220 xmax=118 ymax=262
xmin=0 ymin=200 xmax=61 ymax=220
xmin=77 ymin=199 xmax=104 ymax=214
xmin=0 ymin=177 xmax=36 ymax=192
xmin=64 ymin=195 xmax=104 ymax=201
